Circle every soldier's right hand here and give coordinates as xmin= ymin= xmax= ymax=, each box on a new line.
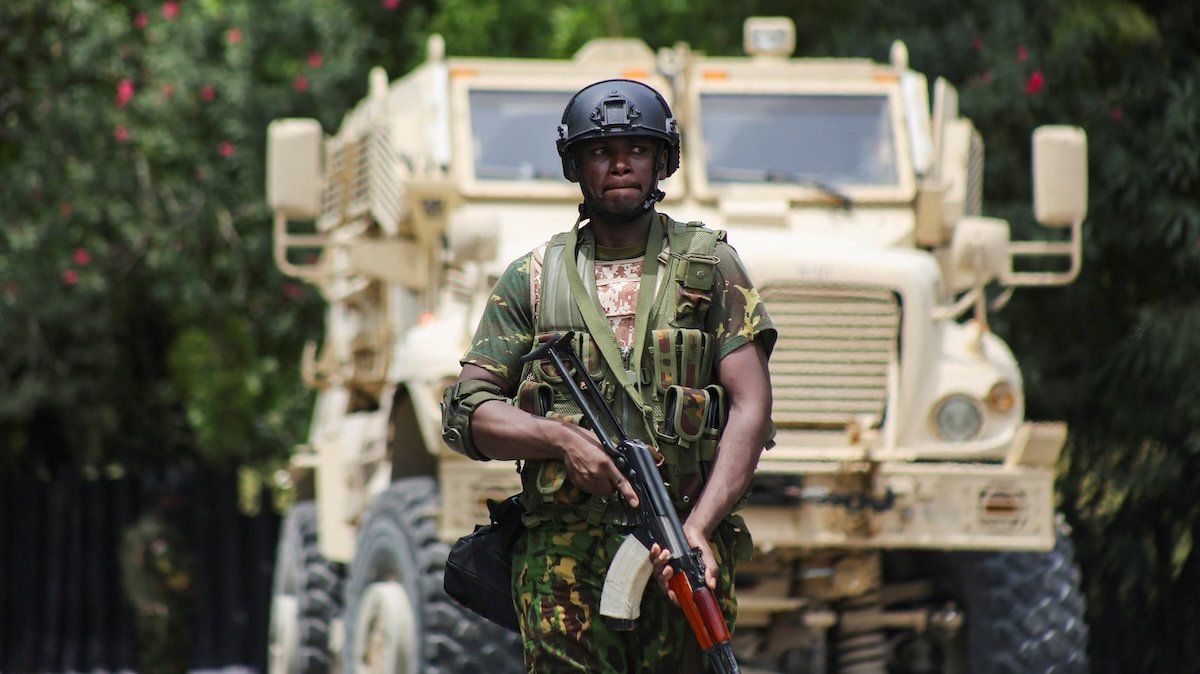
xmin=556 ymin=423 xmax=640 ymax=507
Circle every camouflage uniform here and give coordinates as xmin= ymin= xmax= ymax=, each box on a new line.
xmin=463 ymin=221 xmax=774 ymax=672
xmin=514 ymin=521 xmax=741 ymax=673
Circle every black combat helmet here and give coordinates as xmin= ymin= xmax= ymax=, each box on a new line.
xmin=556 ymin=79 xmax=680 ymax=221
xmin=556 ymin=79 xmax=680 ymax=182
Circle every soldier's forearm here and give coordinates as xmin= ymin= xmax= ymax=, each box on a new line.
xmin=470 ymin=399 xmax=567 ymax=461
xmin=686 ymin=403 xmax=768 ymax=537
xmin=688 ymin=339 xmax=773 ymax=537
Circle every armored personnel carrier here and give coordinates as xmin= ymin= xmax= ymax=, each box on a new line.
xmin=265 ymin=17 xmax=1088 ymax=674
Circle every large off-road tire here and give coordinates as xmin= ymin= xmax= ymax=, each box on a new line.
xmin=342 ymin=477 xmax=523 ymax=674
xmin=269 ymin=501 xmax=346 ymax=674
xmin=951 ymin=526 xmax=1089 ymax=673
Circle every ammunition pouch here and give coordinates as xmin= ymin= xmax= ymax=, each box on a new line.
xmin=514 ymin=379 xmax=554 ymax=417
xmin=663 ymin=385 xmax=709 ymax=445
xmin=650 ymin=328 xmax=715 ymax=393
xmin=657 ymin=382 xmax=726 ymax=507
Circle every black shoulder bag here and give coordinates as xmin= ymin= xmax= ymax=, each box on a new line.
xmin=443 ymin=495 xmax=525 ymax=632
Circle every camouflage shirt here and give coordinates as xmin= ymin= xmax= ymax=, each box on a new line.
xmin=462 ymin=221 xmax=776 ymax=389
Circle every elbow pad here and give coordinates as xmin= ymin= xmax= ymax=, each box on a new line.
xmin=440 ymin=379 xmax=509 ymax=461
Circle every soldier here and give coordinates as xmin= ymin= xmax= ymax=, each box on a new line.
xmin=441 ymin=79 xmax=775 ymax=672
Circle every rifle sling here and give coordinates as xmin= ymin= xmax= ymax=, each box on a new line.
xmin=562 ymin=216 xmax=666 ymax=441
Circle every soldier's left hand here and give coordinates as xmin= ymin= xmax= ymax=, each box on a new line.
xmin=648 ymin=525 xmax=717 ymax=605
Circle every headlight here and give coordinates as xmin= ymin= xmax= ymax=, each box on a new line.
xmin=932 ymin=394 xmax=983 ymax=442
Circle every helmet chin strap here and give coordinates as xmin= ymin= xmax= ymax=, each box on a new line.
xmin=579 ymin=183 xmax=664 ymax=223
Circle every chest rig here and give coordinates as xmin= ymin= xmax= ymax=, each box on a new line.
xmin=515 ymin=214 xmax=728 ymax=526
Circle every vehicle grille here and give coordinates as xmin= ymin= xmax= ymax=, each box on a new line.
xmin=760 ymin=284 xmax=900 ymax=427
xmin=319 ymin=125 xmax=401 ymax=234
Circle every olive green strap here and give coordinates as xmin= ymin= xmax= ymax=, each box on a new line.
xmin=562 ymin=217 xmax=664 ymax=436
xmin=627 ymin=219 xmax=668 ymax=398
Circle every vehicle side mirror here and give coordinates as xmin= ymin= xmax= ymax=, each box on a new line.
xmin=1032 ymin=126 xmax=1087 ymax=228
xmin=267 ymin=118 xmax=323 ymax=219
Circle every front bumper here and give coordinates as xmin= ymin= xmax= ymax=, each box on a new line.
xmin=743 ymin=422 xmax=1067 ymax=552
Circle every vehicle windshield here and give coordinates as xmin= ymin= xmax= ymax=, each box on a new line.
xmin=701 ymin=93 xmax=899 ymax=187
xmin=469 ymin=89 xmax=568 ymax=181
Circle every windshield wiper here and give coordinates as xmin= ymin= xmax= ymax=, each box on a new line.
xmin=775 ymin=172 xmax=853 ymax=210
xmin=708 ymin=167 xmax=853 ymax=210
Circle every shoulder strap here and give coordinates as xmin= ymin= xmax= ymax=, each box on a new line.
xmin=560 ymin=218 xmax=664 ymax=438
xmin=539 ymin=231 xmax=605 ymax=333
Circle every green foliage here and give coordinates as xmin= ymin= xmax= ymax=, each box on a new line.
xmin=0 ymin=0 xmax=434 ymax=472
xmin=428 ymin=0 xmax=860 ymax=59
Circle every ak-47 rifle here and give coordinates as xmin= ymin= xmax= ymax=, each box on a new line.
xmin=521 ymin=331 xmax=740 ymax=674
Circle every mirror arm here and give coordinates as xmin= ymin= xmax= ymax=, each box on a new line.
xmin=1003 ymin=218 xmax=1082 ymax=287
xmin=274 ymin=211 xmax=330 ymax=280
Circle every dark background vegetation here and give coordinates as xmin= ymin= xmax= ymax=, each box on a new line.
xmin=2 ymin=0 xmax=1197 ymax=671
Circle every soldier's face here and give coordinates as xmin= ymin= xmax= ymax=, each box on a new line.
xmin=575 ymin=136 xmax=663 ymax=214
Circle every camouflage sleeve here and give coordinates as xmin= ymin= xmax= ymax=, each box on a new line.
xmin=460 ymin=254 xmax=535 ymax=389
xmin=708 ymin=241 xmax=777 ymax=361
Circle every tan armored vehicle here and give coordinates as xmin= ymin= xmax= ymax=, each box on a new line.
xmin=265 ymin=18 xmax=1089 ymax=674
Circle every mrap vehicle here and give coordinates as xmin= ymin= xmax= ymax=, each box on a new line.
xmin=265 ymin=17 xmax=1089 ymax=674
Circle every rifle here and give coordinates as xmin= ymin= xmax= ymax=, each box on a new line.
xmin=521 ymin=331 xmax=740 ymax=674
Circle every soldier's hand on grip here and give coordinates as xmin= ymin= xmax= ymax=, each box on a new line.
xmin=556 ymin=422 xmax=640 ymax=507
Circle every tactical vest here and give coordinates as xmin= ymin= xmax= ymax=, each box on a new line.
xmin=514 ymin=214 xmax=728 ymax=526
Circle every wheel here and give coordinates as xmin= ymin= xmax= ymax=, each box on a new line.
xmin=269 ymin=502 xmax=346 ymax=674
xmin=342 ymin=477 xmax=523 ymax=674
xmin=951 ymin=525 xmax=1089 ymax=673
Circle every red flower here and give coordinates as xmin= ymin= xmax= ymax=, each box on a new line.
xmin=307 ymin=52 xmax=324 ymax=68
xmin=200 ymin=85 xmax=216 ymax=102
xmin=134 ymin=12 xmax=149 ymax=29
xmin=218 ymin=141 xmax=235 ymax=158
xmin=382 ymin=0 xmax=400 ymax=9
xmin=62 ymin=269 xmax=79 ymax=286
xmin=116 ymin=79 xmax=135 ymax=108
xmin=282 ymin=283 xmax=304 ymax=299
xmin=1024 ymin=70 xmax=1045 ymax=95
xmin=59 ymin=203 xmax=74 ymax=216
xmin=162 ymin=1 xmax=180 ymax=20
xmin=1111 ymin=107 xmax=1125 ymax=121
xmin=293 ymin=75 xmax=310 ymax=92
xmin=1016 ymin=45 xmax=1029 ymax=61
xmin=73 ymin=248 xmax=91 ymax=266
xmin=226 ymin=27 xmax=243 ymax=44
xmin=162 ymin=83 xmax=175 ymax=99
xmin=114 ymin=125 xmax=131 ymax=143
